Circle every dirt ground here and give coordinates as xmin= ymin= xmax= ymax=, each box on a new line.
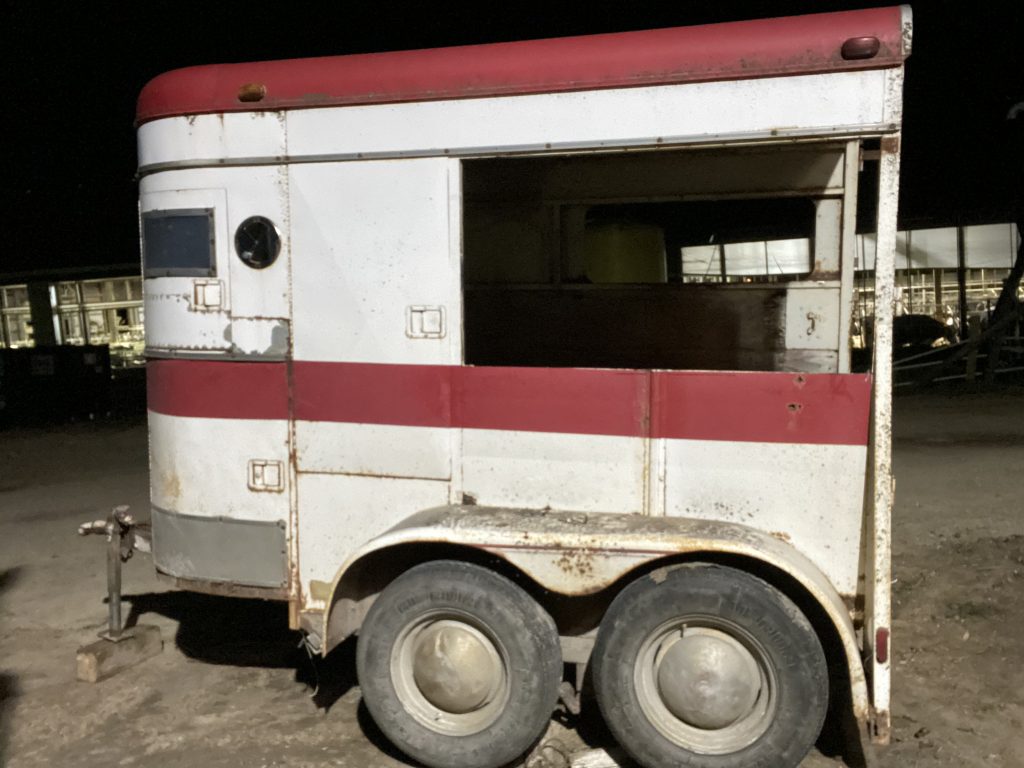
xmin=1 ymin=390 xmax=1022 ymax=768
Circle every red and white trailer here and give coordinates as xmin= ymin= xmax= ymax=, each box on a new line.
xmin=136 ymin=6 xmax=910 ymax=767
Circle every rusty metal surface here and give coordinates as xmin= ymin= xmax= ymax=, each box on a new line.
xmin=865 ymin=124 xmax=902 ymax=745
xmin=318 ymin=504 xmax=871 ymax=724
xmin=155 ymin=570 xmax=290 ymax=601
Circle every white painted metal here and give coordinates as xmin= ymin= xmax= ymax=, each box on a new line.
xmin=224 ymin=167 xmax=291 ymax=322
xmin=838 ymin=141 xmax=861 ymax=373
xmin=149 ymin=412 xmax=290 ymax=524
xmin=288 ymin=158 xmax=460 ymax=366
xmin=296 ymin=422 xmax=451 ymax=480
xmin=461 ymin=430 xmax=647 ymax=515
xmin=141 ymin=167 xmax=292 ymax=355
xmin=138 ymin=110 xmax=287 ymax=171
xmin=138 ymin=70 xmax=891 ymax=170
xmin=813 ymin=198 xmax=843 ymax=275
xmin=140 ymin=186 xmax=231 ymax=352
xmin=297 ymin=473 xmax=450 ymax=597
xmin=664 ymin=439 xmax=867 ymax=595
xmin=868 ymin=132 xmax=902 ymax=743
xmin=784 ymin=283 xmax=842 ymax=357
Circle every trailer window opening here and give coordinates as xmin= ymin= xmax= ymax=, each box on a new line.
xmin=461 ymin=146 xmax=843 ymax=373
xmin=142 ymin=209 xmax=215 ymax=278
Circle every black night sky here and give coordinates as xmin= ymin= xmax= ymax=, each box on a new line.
xmin=6 ymin=1 xmax=1021 ymax=277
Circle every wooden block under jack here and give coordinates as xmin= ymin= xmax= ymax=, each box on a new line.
xmin=76 ymin=625 xmax=163 ymax=683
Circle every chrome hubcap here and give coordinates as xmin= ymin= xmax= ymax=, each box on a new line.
xmin=656 ymin=630 xmax=762 ymax=729
xmin=634 ymin=619 xmax=777 ymax=754
xmin=391 ymin=613 xmax=509 ymax=736
xmin=411 ymin=621 xmax=503 ymax=714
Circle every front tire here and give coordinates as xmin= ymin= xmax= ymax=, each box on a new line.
xmin=592 ymin=563 xmax=828 ymax=768
xmin=356 ymin=560 xmax=562 ymax=768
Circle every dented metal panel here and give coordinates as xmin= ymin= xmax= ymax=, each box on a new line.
xmin=152 ymin=505 xmax=288 ymax=588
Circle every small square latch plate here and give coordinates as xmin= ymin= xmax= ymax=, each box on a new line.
xmin=406 ymin=305 xmax=446 ymax=339
xmin=248 ymin=459 xmax=285 ymax=492
xmin=193 ymin=279 xmax=223 ymax=310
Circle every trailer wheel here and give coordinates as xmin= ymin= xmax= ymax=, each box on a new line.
xmin=592 ymin=564 xmax=827 ymax=768
xmin=356 ymin=560 xmax=562 ymax=768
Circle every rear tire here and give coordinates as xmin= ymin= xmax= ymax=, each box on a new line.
xmin=356 ymin=560 xmax=562 ymax=768
xmin=592 ymin=563 xmax=828 ymax=768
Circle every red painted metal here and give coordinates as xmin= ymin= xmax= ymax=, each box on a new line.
xmin=457 ymin=365 xmax=649 ymax=437
xmin=137 ymin=7 xmax=907 ymax=124
xmin=148 ymin=359 xmax=872 ymax=446
xmin=147 ymin=358 xmax=288 ymax=420
xmin=651 ymin=370 xmax=872 ymax=445
xmin=294 ymin=360 xmax=452 ymax=429
xmin=876 ymin=627 xmax=890 ymax=664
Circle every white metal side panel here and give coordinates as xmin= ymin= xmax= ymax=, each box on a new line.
xmin=139 ymin=70 xmax=890 ymax=169
xmin=297 ymin=473 xmax=450 ymax=591
xmin=224 ymin=166 xmax=291 ymax=321
xmin=664 ymin=438 xmax=867 ymax=596
xmin=140 ymin=185 xmax=231 ymax=352
xmin=289 ymin=158 xmax=460 ymax=365
xmin=287 ymin=70 xmax=887 ymax=159
xmin=460 ymin=430 xmax=647 ymax=514
xmin=148 ymin=411 xmax=290 ymax=523
xmin=138 ymin=110 xmax=286 ymax=169
xmin=140 ymin=167 xmax=292 ymax=356
xmin=296 ymin=423 xmax=451 ymax=480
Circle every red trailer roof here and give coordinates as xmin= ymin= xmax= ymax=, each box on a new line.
xmin=137 ymin=6 xmax=909 ymax=125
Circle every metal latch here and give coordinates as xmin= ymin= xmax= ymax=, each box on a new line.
xmin=248 ymin=459 xmax=285 ymax=492
xmin=193 ymin=279 xmax=223 ymax=310
xmin=406 ymin=305 xmax=446 ymax=339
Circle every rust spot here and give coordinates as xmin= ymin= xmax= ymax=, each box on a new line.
xmin=156 ymin=571 xmax=288 ymax=600
xmin=770 ymin=530 xmax=792 ymax=543
xmin=161 ymin=471 xmax=181 ymax=505
xmin=880 ymin=135 xmax=901 ymax=154
xmin=555 ymin=549 xmax=595 ymax=579
xmin=308 ymin=579 xmax=332 ymax=602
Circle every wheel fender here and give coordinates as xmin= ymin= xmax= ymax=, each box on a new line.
xmin=318 ymin=505 xmax=870 ymax=728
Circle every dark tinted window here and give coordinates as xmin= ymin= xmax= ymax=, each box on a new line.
xmin=143 ymin=209 xmax=215 ymax=277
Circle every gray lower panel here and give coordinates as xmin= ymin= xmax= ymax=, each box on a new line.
xmin=151 ymin=506 xmax=288 ymax=588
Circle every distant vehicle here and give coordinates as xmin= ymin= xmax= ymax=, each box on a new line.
xmin=132 ymin=6 xmax=911 ymax=767
xmin=894 ymin=314 xmax=956 ymax=355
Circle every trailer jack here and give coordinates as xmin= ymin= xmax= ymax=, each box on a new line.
xmin=75 ymin=505 xmax=163 ymax=682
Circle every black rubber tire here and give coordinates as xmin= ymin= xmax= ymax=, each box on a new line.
xmin=592 ymin=564 xmax=828 ymax=768
xmin=356 ymin=560 xmax=562 ymax=768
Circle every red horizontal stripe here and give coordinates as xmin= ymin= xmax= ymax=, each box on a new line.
xmin=294 ymin=361 xmax=451 ymax=428
xmin=148 ymin=359 xmax=871 ymax=446
xmin=456 ymin=366 xmax=648 ymax=437
xmin=147 ymin=358 xmax=288 ymax=420
xmin=650 ymin=371 xmax=871 ymax=445
xmin=138 ymin=7 xmax=905 ymax=123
